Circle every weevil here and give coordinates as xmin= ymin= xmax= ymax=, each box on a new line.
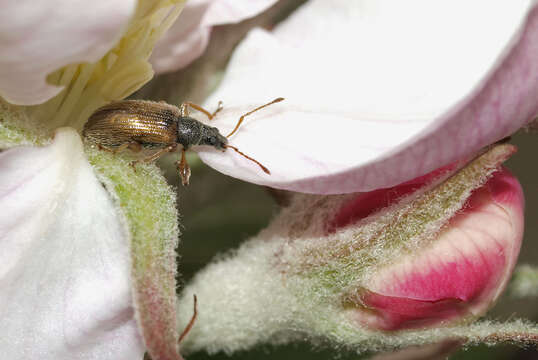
xmin=83 ymin=97 xmax=284 ymax=185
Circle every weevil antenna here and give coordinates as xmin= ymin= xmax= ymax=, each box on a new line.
xmin=226 ymin=97 xmax=284 ymax=138
xmin=225 ymin=144 xmax=270 ymax=174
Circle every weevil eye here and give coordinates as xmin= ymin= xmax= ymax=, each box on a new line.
xmin=207 ymin=136 xmax=217 ymax=145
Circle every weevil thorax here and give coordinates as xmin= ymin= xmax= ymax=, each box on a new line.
xmin=177 ymin=116 xmax=228 ymax=150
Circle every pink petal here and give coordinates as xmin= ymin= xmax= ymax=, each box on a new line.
xmin=151 ymin=0 xmax=277 ymax=74
xmin=354 ymin=168 xmax=524 ymax=330
xmin=197 ymin=0 xmax=538 ymax=194
xmin=0 ymin=128 xmax=144 ymax=359
xmin=326 ymin=162 xmax=459 ymax=233
xmin=0 ymin=0 xmax=136 ymax=105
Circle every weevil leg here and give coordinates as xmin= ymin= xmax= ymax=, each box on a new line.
xmin=127 ymin=141 xmax=143 ymax=153
xmin=129 ymin=144 xmax=177 ymax=170
xmin=98 ymin=142 xmax=142 ymax=154
xmin=179 ymin=102 xmax=190 ymax=117
xmin=113 ymin=143 xmax=130 ymax=153
xmin=141 ymin=144 xmax=177 ymax=163
xmin=178 ymin=294 xmax=198 ymax=345
xmin=97 ymin=144 xmax=117 ymax=153
xmin=181 ymin=101 xmax=223 ymax=120
xmin=119 ymin=142 xmax=145 ymax=171
xmin=176 ymin=148 xmax=191 ymax=186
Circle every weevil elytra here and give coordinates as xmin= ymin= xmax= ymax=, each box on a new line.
xmin=83 ymin=98 xmax=283 ymax=185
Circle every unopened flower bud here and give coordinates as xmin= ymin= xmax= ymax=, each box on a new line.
xmin=348 ymin=168 xmax=524 ymax=330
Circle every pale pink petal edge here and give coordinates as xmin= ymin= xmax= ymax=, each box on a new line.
xmin=151 ymin=0 xmax=277 ymax=74
xmin=0 ymin=0 xmax=136 ymax=105
xmin=276 ymin=5 xmax=538 ymax=194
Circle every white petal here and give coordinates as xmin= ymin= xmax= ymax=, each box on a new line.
xmin=198 ymin=0 xmax=538 ymax=194
xmin=151 ymin=0 xmax=277 ymax=73
xmin=0 ymin=0 xmax=136 ymax=105
xmin=0 ymin=128 xmax=144 ymax=359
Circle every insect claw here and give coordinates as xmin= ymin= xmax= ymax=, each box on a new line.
xmin=180 ymin=169 xmax=191 ymax=186
xmin=129 ymin=160 xmax=138 ymax=173
xmin=177 ymin=149 xmax=191 ymax=186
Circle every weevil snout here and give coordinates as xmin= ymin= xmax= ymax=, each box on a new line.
xmin=199 ymin=125 xmax=228 ymax=151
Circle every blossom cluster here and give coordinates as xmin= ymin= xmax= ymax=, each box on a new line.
xmin=1 ymin=1 xmax=537 ymax=359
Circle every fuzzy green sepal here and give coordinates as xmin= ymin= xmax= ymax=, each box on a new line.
xmin=86 ymin=146 xmax=183 ymax=360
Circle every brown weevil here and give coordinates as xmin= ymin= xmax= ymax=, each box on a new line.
xmin=83 ymin=98 xmax=284 ymax=185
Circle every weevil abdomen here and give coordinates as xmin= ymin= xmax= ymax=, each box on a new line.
xmin=83 ymin=100 xmax=179 ymax=147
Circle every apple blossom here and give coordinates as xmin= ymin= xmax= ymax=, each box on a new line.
xmin=0 ymin=1 xmax=279 ymax=359
xmin=175 ymin=145 xmax=533 ymax=354
xmin=351 ymin=167 xmax=524 ymax=331
xmin=0 ymin=0 xmax=136 ymax=105
xmin=0 ymin=0 xmax=537 ymax=360
xmin=0 ymin=128 xmax=144 ymax=359
xmin=150 ymin=0 xmax=278 ymax=73
xmin=1 ymin=1 xmax=188 ymax=358
xmin=197 ymin=0 xmax=538 ymax=194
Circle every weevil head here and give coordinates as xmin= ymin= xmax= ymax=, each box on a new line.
xmin=177 ymin=116 xmax=228 ymax=150
xmin=200 ymin=124 xmax=228 ymax=151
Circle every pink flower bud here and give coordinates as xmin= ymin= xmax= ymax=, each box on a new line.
xmin=342 ymin=168 xmax=524 ymax=330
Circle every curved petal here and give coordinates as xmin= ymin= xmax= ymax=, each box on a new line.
xmin=356 ymin=169 xmax=524 ymax=330
xmin=173 ymin=151 xmax=531 ymax=353
xmin=0 ymin=0 xmax=136 ymax=105
xmin=0 ymin=128 xmax=144 ymax=359
xmin=198 ymin=0 xmax=538 ymax=194
xmin=151 ymin=0 xmax=277 ymax=73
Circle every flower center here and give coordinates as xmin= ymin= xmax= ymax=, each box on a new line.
xmin=26 ymin=0 xmax=186 ymax=132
